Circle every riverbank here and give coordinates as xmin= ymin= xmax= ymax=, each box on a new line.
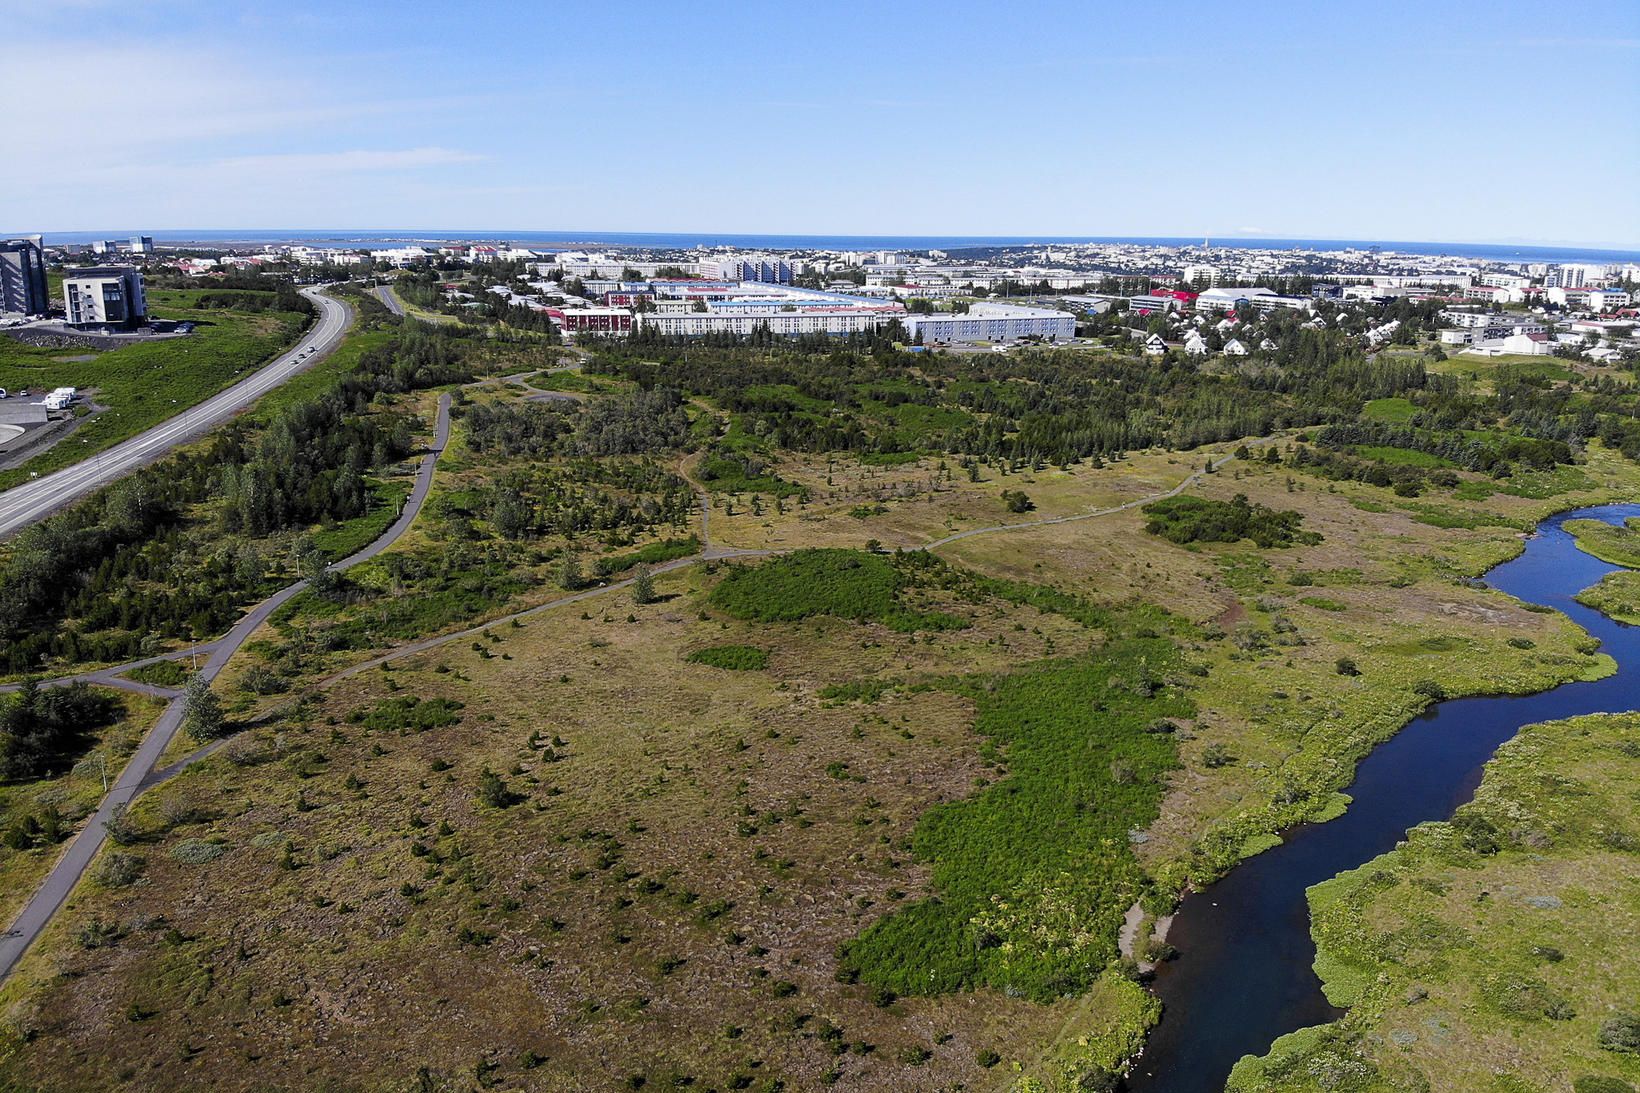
xmin=1230 ymin=710 xmax=1640 ymax=1093
xmin=1130 ymin=503 xmax=1640 ymax=1092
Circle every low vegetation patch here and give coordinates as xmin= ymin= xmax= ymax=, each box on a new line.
xmin=345 ymin=695 xmax=464 ymax=733
xmin=684 ymin=645 xmax=770 ymax=671
xmin=1142 ymin=493 xmax=1321 ymax=549
xmin=708 ymin=548 xmax=966 ymax=632
xmin=840 ymin=621 xmax=1191 ymax=1002
xmin=1576 ymin=570 xmax=1640 ymax=625
xmin=1565 ymin=517 xmax=1640 ymax=569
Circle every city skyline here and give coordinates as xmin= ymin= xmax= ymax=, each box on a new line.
xmin=4 ymin=0 xmax=1637 ymax=247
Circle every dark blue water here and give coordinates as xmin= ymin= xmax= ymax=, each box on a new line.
xmin=1126 ymin=503 xmax=1640 ymax=1093
xmin=22 ymin=229 xmax=1640 ymax=264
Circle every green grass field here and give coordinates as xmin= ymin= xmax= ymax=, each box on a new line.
xmin=0 ymin=295 xmax=311 ymax=488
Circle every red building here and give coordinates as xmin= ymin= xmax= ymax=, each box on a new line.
xmin=545 ymin=307 xmax=633 ymax=336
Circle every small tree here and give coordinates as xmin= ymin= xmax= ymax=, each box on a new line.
xmin=476 ymin=768 xmax=519 ymax=808
xmin=182 ymin=674 xmax=226 ymax=742
xmin=558 ymin=550 xmax=583 ymax=591
xmin=631 ymin=564 xmax=656 ymax=605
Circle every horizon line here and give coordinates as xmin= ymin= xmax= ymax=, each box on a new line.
xmin=10 ymin=227 xmax=1640 ymax=255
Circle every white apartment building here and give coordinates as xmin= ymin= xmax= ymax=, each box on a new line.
xmin=901 ymin=302 xmax=1075 ymax=344
xmin=63 ymin=266 xmax=147 ymax=326
xmin=638 ymin=309 xmax=895 ymax=337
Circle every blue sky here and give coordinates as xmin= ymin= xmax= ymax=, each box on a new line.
xmin=4 ymin=0 xmax=1637 ymax=245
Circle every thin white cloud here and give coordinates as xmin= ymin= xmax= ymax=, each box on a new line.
xmin=212 ymin=147 xmax=483 ymax=173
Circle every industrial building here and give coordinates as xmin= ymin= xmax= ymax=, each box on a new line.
xmin=900 ymin=302 xmax=1075 ymax=344
xmin=0 ymin=236 xmax=50 ymax=316
xmin=63 ymin=266 xmax=148 ymax=326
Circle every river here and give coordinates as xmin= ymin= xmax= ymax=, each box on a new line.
xmin=1125 ymin=502 xmax=1640 ymax=1092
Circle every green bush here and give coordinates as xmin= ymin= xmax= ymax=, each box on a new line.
xmin=707 ymin=549 xmax=965 ymax=633
xmin=1142 ymin=494 xmax=1320 ymax=549
xmin=686 ymin=645 xmax=770 ymax=671
xmin=345 ymin=695 xmax=464 ymax=733
xmin=840 ymin=631 xmax=1189 ymax=1001
xmin=169 ymin=839 xmax=226 ymax=865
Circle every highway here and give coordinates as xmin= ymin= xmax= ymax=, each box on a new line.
xmin=0 ymin=393 xmax=451 ymax=984
xmin=0 ymin=287 xmax=354 ymax=539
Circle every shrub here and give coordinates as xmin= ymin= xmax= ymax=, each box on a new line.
xmin=1598 ymin=1013 xmax=1640 ymax=1054
xmin=181 ymin=675 xmax=226 ymax=743
xmin=95 ymin=852 xmax=146 ymax=888
xmin=239 ymin=665 xmax=290 ymax=696
xmin=1335 ymin=657 xmax=1361 ymax=677
xmin=1001 ymin=489 xmax=1034 ymax=514
xmin=976 ymin=1049 xmax=1001 ymax=1068
xmin=1412 ymin=679 xmax=1447 ymax=701
xmin=1575 ymin=1078 xmax=1637 ymax=1093
xmin=346 ymin=696 xmax=464 ymax=733
xmin=707 ymin=549 xmax=964 ymax=633
xmin=476 ymin=768 xmax=521 ymax=808
xmin=1142 ymin=494 xmax=1320 ymax=549
xmin=169 ymin=838 xmax=226 ymax=864
xmin=686 ymin=645 xmax=770 ymax=671
xmin=631 ymin=564 xmax=657 ymax=605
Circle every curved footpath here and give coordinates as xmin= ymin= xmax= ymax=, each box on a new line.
xmin=0 ymin=287 xmax=354 ymax=539
xmin=0 ymin=393 xmax=450 ymax=983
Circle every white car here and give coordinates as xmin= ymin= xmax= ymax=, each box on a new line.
xmin=0 ymin=388 xmax=8 ymax=399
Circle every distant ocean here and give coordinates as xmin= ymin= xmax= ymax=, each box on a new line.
xmin=29 ymin=229 xmax=1640 ymax=265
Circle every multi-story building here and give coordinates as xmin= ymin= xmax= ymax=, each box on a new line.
xmin=545 ymin=306 xmax=634 ymax=336
xmin=130 ymin=235 xmax=155 ymax=254
xmin=0 ymin=236 xmax=50 ymax=316
xmin=1181 ymin=263 xmax=1220 ymax=287
xmin=1546 ymin=264 xmax=1594 ymax=289
xmin=702 ymin=256 xmax=794 ymax=284
xmin=638 ymin=308 xmax=897 ymax=338
xmin=63 ymin=266 xmax=147 ymax=326
xmin=901 ymin=303 xmax=1075 ymax=344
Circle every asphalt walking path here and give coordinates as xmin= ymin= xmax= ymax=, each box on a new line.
xmin=0 ymin=393 xmax=451 ymax=984
xmin=0 ymin=288 xmax=355 ymax=539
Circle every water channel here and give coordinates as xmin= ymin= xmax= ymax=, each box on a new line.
xmin=1126 ymin=502 xmax=1640 ymax=1092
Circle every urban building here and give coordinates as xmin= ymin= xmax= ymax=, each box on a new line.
xmin=639 ymin=308 xmax=895 ymax=338
xmin=1195 ymin=286 xmax=1277 ymax=312
xmin=0 ymin=236 xmax=50 ymax=316
xmin=702 ymin=256 xmax=794 ymax=284
xmin=63 ymin=266 xmax=147 ymax=326
xmin=545 ymin=307 xmax=634 ymax=336
xmin=130 ymin=235 xmax=155 ymax=254
xmin=901 ymin=303 xmax=1075 ymax=345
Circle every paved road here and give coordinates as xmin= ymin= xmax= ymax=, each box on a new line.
xmin=373 ymin=283 xmax=406 ymax=317
xmin=0 ymin=287 xmax=354 ymax=539
xmin=0 ymin=393 xmax=450 ymax=984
